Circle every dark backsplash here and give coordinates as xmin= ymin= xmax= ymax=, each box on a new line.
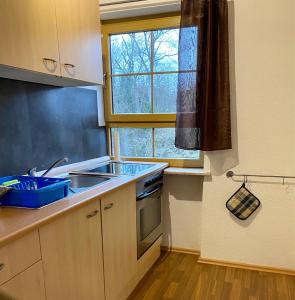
xmin=0 ymin=78 xmax=108 ymax=176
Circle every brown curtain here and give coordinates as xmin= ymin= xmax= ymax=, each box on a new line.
xmin=175 ymin=0 xmax=231 ymax=151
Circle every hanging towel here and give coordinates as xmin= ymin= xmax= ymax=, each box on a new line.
xmin=226 ymin=184 xmax=260 ymax=220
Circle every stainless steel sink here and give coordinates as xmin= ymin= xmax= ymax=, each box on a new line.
xmin=64 ymin=174 xmax=113 ymax=193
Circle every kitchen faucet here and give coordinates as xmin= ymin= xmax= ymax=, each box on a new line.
xmin=28 ymin=157 xmax=69 ymax=177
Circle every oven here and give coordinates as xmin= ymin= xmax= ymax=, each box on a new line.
xmin=136 ymin=172 xmax=163 ymax=259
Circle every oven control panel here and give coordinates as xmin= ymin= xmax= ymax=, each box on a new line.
xmin=144 ymin=173 xmax=163 ymax=188
xmin=136 ymin=171 xmax=163 ymax=197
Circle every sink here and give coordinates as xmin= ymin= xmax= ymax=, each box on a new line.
xmin=64 ymin=174 xmax=112 ymax=193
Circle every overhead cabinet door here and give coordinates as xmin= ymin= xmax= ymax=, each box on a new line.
xmin=0 ymin=0 xmax=60 ymax=75
xmin=55 ymin=0 xmax=103 ymax=84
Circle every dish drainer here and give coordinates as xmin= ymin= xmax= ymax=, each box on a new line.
xmin=0 ymin=176 xmax=71 ymax=209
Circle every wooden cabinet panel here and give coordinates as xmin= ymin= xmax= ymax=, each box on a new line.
xmin=39 ymin=202 xmax=105 ymax=300
xmin=0 ymin=231 xmax=41 ymax=285
xmin=55 ymin=0 xmax=103 ymax=84
xmin=101 ymin=184 xmax=137 ymax=300
xmin=0 ymin=0 xmax=60 ymax=75
xmin=0 ymin=261 xmax=46 ymax=300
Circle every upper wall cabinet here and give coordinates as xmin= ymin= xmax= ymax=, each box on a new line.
xmin=0 ymin=0 xmax=103 ymax=86
xmin=0 ymin=0 xmax=60 ymax=76
xmin=55 ymin=0 xmax=103 ymax=84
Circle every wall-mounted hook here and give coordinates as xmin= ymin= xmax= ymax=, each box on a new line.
xmin=226 ymin=171 xmax=234 ymax=178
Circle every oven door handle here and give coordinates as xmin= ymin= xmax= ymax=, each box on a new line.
xmin=137 ymin=184 xmax=163 ymax=200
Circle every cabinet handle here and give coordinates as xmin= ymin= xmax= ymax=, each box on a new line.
xmin=43 ymin=58 xmax=57 ymax=64
xmin=104 ymin=203 xmax=114 ymax=210
xmin=86 ymin=210 xmax=99 ymax=218
xmin=64 ymin=63 xmax=76 ymax=68
xmin=0 ymin=263 xmax=5 ymax=271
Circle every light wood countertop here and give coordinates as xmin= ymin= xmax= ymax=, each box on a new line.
xmin=0 ymin=160 xmax=167 ymax=247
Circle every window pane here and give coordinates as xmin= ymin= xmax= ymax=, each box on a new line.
xmin=178 ymin=27 xmax=198 ymax=71
xmin=111 ymin=128 xmax=153 ymax=157
xmin=153 ymin=73 xmax=177 ymax=113
xmin=154 ymin=128 xmax=199 ymax=159
xmin=110 ymin=32 xmax=151 ymax=74
xmin=112 ymin=75 xmax=151 ymax=114
xmin=153 ymin=29 xmax=179 ymax=72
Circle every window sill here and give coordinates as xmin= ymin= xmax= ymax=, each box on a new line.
xmin=164 ymin=167 xmax=211 ymax=176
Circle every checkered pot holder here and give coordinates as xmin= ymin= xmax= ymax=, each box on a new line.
xmin=226 ymin=184 xmax=261 ymax=220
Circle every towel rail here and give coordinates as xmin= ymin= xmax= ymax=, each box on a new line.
xmin=226 ymin=171 xmax=295 ymax=181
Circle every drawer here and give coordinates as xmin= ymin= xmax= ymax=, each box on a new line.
xmin=0 ymin=261 xmax=45 ymax=300
xmin=0 ymin=230 xmax=41 ymax=285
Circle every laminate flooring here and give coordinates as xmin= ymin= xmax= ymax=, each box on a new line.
xmin=128 ymin=252 xmax=295 ymax=300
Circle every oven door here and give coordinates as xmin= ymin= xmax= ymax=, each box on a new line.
xmin=136 ymin=184 xmax=163 ymax=259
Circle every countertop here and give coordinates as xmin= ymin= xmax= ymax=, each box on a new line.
xmin=164 ymin=167 xmax=210 ymax=176
xmin=0 ymin=158 xmax=167 ymax=247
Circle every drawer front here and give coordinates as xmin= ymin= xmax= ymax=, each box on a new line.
xmin=0 ymin=230 xmax=41 ymax=285
xmin=0 ymin=261 xmax=45 ymax=300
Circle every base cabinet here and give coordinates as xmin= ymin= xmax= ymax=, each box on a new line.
xmin=0 ymin=261 xmax=46 ymax=300
xmin=101 ymin=184 xmax=137 ymax=300
xmin=39 ymin=201 xmax=105 ymax=300
xmin=0 ymin=182 xmax=148 ymax=300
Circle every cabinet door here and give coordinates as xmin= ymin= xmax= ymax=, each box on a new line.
xmin=55 ymin=0 xmax=103 ymax=84
xmin=101 ymin=184 xmax=137 ymax=300
xmin=0 ymin=261 xmax=46 ymax=300
xmin=0 ymin=0 xmax=60 ymax=75
xmin=39 ymin=202 xmax=105 ymax=300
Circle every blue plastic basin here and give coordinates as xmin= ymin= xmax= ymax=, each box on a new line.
xmin=0 ymin=176 xmax=71 ymax=209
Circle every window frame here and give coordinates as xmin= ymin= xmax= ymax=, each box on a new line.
xmin=102 ymin=14 xmax=203 ymax=167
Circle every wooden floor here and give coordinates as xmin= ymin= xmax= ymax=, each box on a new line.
xmin=128 ymin=252 xmax=295 ymax=300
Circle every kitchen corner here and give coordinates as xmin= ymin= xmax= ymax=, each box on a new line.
xmin=1 ymin=0 xmax=293 ymax=298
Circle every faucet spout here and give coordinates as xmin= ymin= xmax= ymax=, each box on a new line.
xmin=41 ymin=157 xmax=69 ymax=177
xmin=27 ymin=157 xmax=69 ymax=177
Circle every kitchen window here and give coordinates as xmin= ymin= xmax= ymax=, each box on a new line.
xmin=102 ymin=15 xmax=202 ymax=167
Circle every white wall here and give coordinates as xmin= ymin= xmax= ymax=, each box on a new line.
xmin=80 ymin=86 xmax=105 ymax=126
xmin=162 ymin=175 xmax=203 ymax=251
xmin=162 ymin=0 xmax=295 ymax=270
xmin=201 ymin=0 xmax=295 ymax=270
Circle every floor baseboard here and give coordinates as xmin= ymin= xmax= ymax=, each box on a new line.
xmin=161 ymin=246 xmax=200 ymax=256
xmin=198 ymin=257 xmax=295 ymax=276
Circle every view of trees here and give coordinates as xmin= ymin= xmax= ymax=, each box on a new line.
xmin=110 ymin=29 xmax=179 ymax=113
xmin=109 ymin=28 xmax=199 ymax=159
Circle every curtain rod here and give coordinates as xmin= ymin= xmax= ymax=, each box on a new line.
xmin=226 ymin=171 xmax=295 ymax=180
xmin=100 ymin=0 xmax=147 ymax=7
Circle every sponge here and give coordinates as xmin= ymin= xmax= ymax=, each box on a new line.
xmin=2 ymin=179 xmax=20 ymax=186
